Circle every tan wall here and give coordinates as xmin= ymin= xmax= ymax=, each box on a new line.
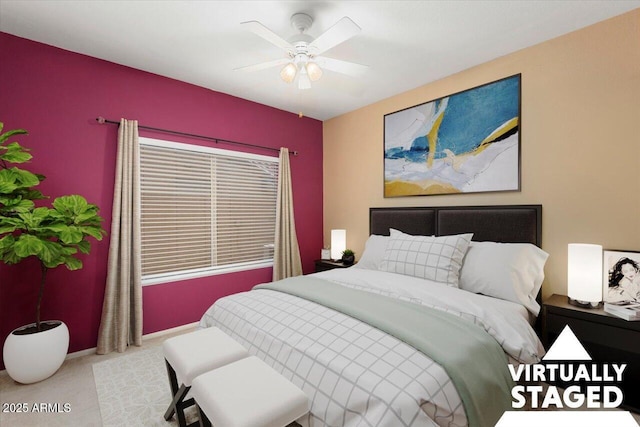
xmin=323 ymin=9 xmax=640 ymax=299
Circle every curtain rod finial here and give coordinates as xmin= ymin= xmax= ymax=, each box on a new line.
xmin=96 ymin=116 xmax=106 ymax=124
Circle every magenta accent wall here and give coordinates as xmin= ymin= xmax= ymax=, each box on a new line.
xmin=0 ymin=32 xmax=323 ymax=368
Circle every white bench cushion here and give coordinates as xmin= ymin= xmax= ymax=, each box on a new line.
xmin=162 ymin=327 xmax=248 ymax=386
xmin=191 ymin=356 xmax=309 ymax=427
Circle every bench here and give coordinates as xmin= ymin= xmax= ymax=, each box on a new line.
xmin=162 ymin=327 xmax=249 ymax=427
xmin=191 ymin=356 xmax=310 ymax=427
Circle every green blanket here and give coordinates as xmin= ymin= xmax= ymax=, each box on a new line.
xmin=255 ymin=276 xmax=514 ymax=427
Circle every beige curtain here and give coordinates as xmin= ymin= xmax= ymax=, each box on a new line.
xmin=97 ymin=118 xmax=143 ymax=354
xmin=273 ymin=147 xmax=303 ymax=281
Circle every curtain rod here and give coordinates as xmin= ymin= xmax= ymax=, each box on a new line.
xmin=96 ymin=117 xmax=298 ymax=156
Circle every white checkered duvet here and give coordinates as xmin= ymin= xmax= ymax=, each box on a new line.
xmin=199 ymin=269 xmax=544 ymax=427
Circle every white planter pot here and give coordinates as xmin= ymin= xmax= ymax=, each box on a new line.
xmin=3 ymin=321 xmax=69 ymax=384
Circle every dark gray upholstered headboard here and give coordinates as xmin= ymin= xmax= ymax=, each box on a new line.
xmin=370 ymin=205 xmax=542 ymax=247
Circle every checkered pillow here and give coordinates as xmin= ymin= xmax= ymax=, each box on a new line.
xmin=380 ymin=229 xmax=473 ymax=287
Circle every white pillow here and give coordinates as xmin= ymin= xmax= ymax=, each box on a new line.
xmin=459 ymin=241 xmax=549 ymax=316
xmin=380 ymin=229 xmax=473 ymax=287
xmin=353 ymin=234 xmax=389 ymax=270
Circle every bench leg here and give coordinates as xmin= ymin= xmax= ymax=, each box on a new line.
xmin=165 ymin=359 xmax=180 ymax=418
xmin=164 ymin=359 xmax=196 ymax=427
xmin=165 ymin=359 xmax=179 ymax=393
xmin=164 ymin=383 xmax=190 ymax=420
xmin=196 ymin=403 xmax=212 ymax=427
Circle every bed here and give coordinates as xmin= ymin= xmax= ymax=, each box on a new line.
xmin=199 ymin=205 xmax=547 ymax=427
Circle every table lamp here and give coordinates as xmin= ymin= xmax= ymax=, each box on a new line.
xmin=330 ymin=229 xmax=346 ymax=261
xmin=567 ymin=243 xmax=603 ymax=308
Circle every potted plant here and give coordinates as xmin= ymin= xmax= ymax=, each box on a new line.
xmin=341 ymin=249 xmax=355 ymax=266
xmin=0 ymin=122 xmax=106 ymax=383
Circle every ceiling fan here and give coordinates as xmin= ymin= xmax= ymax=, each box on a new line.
xmin=236 ymin=13 xmax=368 ymax=90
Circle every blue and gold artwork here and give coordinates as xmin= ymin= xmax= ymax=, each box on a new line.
xmin=384 ymin=74 xmax=521 ymax=197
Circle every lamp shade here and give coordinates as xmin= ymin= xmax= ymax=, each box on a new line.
xmin=306 ymin=62 xmax=323 ymax=81
xmin=280 ymin=63 xmax=297 ymax=83
xmin=567 ymin=243 xmax=603 ymax=306
xmin=330 ymin=229 xmax=346 ymax=260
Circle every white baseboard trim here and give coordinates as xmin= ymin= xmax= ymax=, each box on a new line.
xmin=64 ymin=321 xmax=200 ymax=361
xmin=65 ymin=347 xmax=97 ymax=360
xmin=1 ymin=322 xmax=199 ymax=375
xmin=142 ymin=321 xmax=199 ymax=341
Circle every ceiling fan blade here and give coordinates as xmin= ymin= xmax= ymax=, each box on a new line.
xmin=241 ymin=20 xmax=294 ymax=52
xmin=234 ymin=58 xmax=291 ymax=72
xmin=315 ymin=56 xmax=368 ymax=77
xmin=309 ymin=16 xmax=361 ymax=55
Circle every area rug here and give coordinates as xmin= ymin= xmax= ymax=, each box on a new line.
xmin=93 ymin=346 xmax=195 ymax=426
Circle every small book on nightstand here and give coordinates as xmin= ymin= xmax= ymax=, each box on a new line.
xmin=604 ymin=301 xmax=640 ymax=321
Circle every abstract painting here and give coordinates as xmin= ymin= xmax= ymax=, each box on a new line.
xmin=383 ymin=74 xmax=521 ymax=197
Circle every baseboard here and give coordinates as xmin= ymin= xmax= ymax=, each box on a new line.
xmin=0 ymin=321 xmax=199 ymax=375
xmin=141 ymin=321 xmax=199 ymax=341
xmin=64 ymin=321 xmax=200 ymax=361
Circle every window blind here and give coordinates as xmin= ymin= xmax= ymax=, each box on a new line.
xmin=139 ymin=138 xmax=278 ymax=284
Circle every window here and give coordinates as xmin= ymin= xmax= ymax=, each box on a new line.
xmin=139 ymin=137 xmax=278 ymax=285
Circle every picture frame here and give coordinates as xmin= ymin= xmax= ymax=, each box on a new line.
xmin=383 ymin=74 xmax=521 ymax=197
xmin=603 ymin=249 xmax=640 ymax=303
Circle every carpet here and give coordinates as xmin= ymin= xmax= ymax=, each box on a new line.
xmin=93 ymin=346 xmax=195 ymax=427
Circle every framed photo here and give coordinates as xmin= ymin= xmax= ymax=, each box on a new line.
xmin=603 ymin=249 xmax=640 ymax=303
xmin=383 ymin=74 xmax=521 ymax=197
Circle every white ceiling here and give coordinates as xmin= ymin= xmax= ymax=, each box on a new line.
xmin=1 ymin=1 xmax=639 ymax=121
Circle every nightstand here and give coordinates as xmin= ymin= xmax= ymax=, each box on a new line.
xmin=542 ymin=294 xmax=640 ymax=412
xmin=314 ymin=259 xmax=353 ymax=272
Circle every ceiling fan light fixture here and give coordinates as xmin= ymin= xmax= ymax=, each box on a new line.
xmin=306 ymin=62 xmax=323 ymax=81
xmin=240 ymin=13 xmax=365 ymax=90
xmin=280 ymin=63 xmax=297 ymax=83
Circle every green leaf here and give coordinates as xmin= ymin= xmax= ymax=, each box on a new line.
xmin=13 ymin=167 xmax=41 ymax=187
xmin=79 ymin=225 xmax=106 ymax=240
xmin=74 ymin=211 xmax=101 ymax=224
xmin=0 ymin=128 xmax=28 ymax=145
xmin=0 ymin=215 xmax=24 ymax=224
xmin=0 ymin=234 xmax=15 ymax=249
xmin=0 ymin=224 xmax=19 ymax=234
xmin=13 ymin=234 xmax=44 ymax=258
xmin=59 ymin=225 xmax=84 ymax=244
xmin=64 ymin=257 xmax=83 ymax=270
xmin=32 ymin=207 xmax=50 ymax=219
xmin=2 ymin=249 xmax=23 ymax=264
xmin=61 ymin=246 xmax=78 ymax=256
xmin=0 ymin=182 xmax=17 ymax=194
xmin=42 ymin=258 xmax=66 ymax=269
xmin=76 ymin=239 xmax=91 ymax=254
xmin=0 ymin=142 xmax=32 ymax=163
xmin=5 ymin=151 xmax=32 ymax=163
xmin=0 ymin=169 xmax=18 ymax=194
xmin=53 ymin=195 xmax=88 ymax=216
xmin=18 ymin=209 xmax=48 ymax=229
xmin=46 ymin=210 xmax=65 ymax=221
xmin=22 ymin=188 xmax=45 ymax=198
xmin=42 ymin=240 xmax=65 ymax=263
xmin=0 ymin=215 xmax=24 ymax=230
xmin=0 ymin=167 xmax=40 ymax=190
xmin=41 ymin=223 xmax=66 ymax=231
xmin=0 ymin=195 xmax=32 ymax=207
xmin=1 ymin=199 xmax=34 ymax=214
